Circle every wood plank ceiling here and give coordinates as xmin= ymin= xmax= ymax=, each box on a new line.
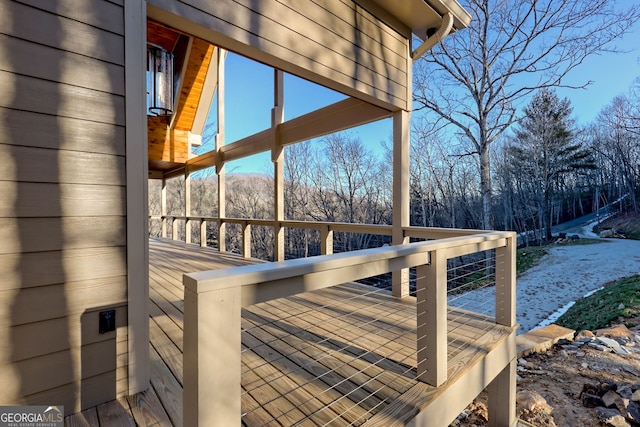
xmin=147 ymin=20 xmax=216 ymax=174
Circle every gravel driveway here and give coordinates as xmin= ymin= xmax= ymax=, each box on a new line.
xmin=449 ymin=233 xmax=640 ymax=333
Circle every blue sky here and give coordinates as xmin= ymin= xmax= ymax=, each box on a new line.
xmin=202 ymin=21 xmax=640 ymax=174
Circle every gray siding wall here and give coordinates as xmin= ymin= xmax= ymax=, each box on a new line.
xmin=0 ymin=0 xmax=129 ymax=411
xmin=148 ymin=0 xmax=410 ymax=110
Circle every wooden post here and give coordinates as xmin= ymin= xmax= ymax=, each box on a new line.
xmin=320 ymin=225 xmax=333 ymax=255
xmin=161 ymin=176 xmax=167 ymax=238
xmin=185 ymin=171 xmax=192 ymax=243
xmin=392 ymin=109 xmax=410 ymax=297
xmin=488 ymin=234 xmax=517 ymax=426
xmin=216 ymin=49 xmax=226 ymax=253
xmin=200 ymin=219 xmax=207 ymax=247
xmin=242 ymin=221 xmax=252 ymax=258
xmin=487 ymin=358 xmax=517 ymax=427
xmin=124 ymin=0 xmax=149 ymax=394
xmin=272 ymin=69 xmax=285 ymax=261
xmin=495 ymin=234 xmax=516 ymax=327
xmin=183 ymin=278 xmax=242 ymax=427
xmin=172 ymin=217 xmax=178 ymax=241
xmin=416 ymin=249 xmax=448 ymax=386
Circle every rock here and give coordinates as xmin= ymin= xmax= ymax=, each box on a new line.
xmin=625 ymin=400 xmax=640 ymax=423
xmin=604 ymin=390 xmax=623 ymax=408
xmin=596 ymin=407 xmax=631 ymax=427
xmin=601 ymin=229 xmax=615 ymax=238
xmin=576 ymin=330 xmax=596 ymax=339
xmin=618 ymin=386 xmax=634 ymax=400
xmin=598 ymin=324 xmax=634 ymax=338
xmin=589 ymin=342 xmax=613 ymax=352
xmin=558 ymin=349 xmax=569 ymax=357
xmin=615 ymin=398 xmax=631 ymax=417
xmin=619 ymin=303 xmax=627 ymax=310
xmin=561 ymin=344 xmax=580 ymax=350
xmin=631 ymin=389 xmax=640 ymax=402
xmin=597 ymin=337 xmax=632 ymax=355
xmin=583 ymin=393 xmax=605 ymax=408
xmin=517 ymin=391 xmax=553 ymax=414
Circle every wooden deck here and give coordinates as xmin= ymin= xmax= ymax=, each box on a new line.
xmin=65 ymin=238 xmax=514 ymax=426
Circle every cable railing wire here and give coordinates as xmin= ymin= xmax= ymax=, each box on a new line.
xmin=239 ymin=247 xmax=503 ymax=425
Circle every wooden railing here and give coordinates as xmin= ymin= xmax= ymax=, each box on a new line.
xmin=149 ymin=214 xmax=488 ymax=257
xmin=181 ymin=229 xmax=517 ymax=426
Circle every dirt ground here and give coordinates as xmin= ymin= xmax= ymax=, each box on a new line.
xmin=455 ymin=321 xmax=640 ymax=427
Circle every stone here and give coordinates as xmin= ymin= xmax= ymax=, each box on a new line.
xmin=589 ymin=342 xmax=613 ymax=352
xmin=517 ymin=391 xmax=553 ymax=414
xmin=598 ymin=337 xmax=632 ymax=355
xmin=561 ymin=344 xmax=580 ymax=350
xmin=596 ymin=407 xmax=631 ymax=427
xmin=631 ymin=389 xmax=640 ymax=402
xmin=598 ymin=324 xmax=634 ymax=338
xmin=615 ymin=398 xmax=631 ymax=417
xmin=576 ymin=330 xmax=596 ymax=339
xmin=583 ymin=393 xmax=605 ymax=408
xmin=618 ymin=386 xmax=634 ymax=400
xmin=604 ymin=390 xmax=622 ymax=408
xmin=625 ymin=400 xmax=640 ymax=423
xmin=619 ymin=303 xmax=627 ymax=310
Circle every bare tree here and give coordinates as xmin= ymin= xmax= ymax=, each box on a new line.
xmin=414 ymin=0 xmax=640 ymax=229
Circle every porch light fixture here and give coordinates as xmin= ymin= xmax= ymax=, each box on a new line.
xmin=147 ymin=44 xmax=174 ymax=116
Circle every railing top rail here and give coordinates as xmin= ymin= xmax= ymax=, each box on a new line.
xmin=184 ymin=230 xmax=515 ymax=306
xmin=152 ymin=214 xmax=497 ymax=238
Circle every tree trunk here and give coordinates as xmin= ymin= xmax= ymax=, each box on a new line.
xmin=479 ymin=146 xmax=493 ymax=230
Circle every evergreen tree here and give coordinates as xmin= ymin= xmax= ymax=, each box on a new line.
xmin=508 ymin=89 xmax=595 ymax=241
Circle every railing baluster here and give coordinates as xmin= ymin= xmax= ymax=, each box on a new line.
xmin=321 ymin=224 xmax=333 ymax=255
xmin=200 ymin=219 xmax=207 ymax=247
xmin=242 ymin=221 xmax=252 ymax=258
xmin=218 ymin=219 xmax=226 ymax=252
xmin=185 ymin=217 xmax=192 ymax=244
xmin=416 ymin=249 xmax=448 ymax=386
xmin=172 ymin=217 xmax=178 ymax=241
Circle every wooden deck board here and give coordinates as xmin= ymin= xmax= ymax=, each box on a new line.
xmin=67 ymin=238 xmax=513 ymax=426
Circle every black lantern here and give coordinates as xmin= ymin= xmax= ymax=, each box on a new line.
xmin=147 ymin=44 xmax=174 ymax=116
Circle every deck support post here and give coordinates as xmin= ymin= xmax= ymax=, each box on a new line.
xmin=320 ymin=225 xmax=333 ymax=255
xmin=392 ymin=109 xmax=410 ymax=297
xmin=272 ymin=69 xmax=285 ymax=261
xmin=183 ymin=279 xmax=242 ymax=427
xmin=489 ymin=232 xmax=517 ymax=426
xmin=216 ymin=49 xmax=227 ymax=253
xmin=416 ymin=249 xmax=448 ymax=386
xmin=487 ymin=358 xmax=517 ymax=427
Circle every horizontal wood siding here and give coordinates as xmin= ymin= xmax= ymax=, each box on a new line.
xmin=148 ymin=0 xmax=410 ymax=109
xmin=0 ymin=0 xmax=129 ymax=413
